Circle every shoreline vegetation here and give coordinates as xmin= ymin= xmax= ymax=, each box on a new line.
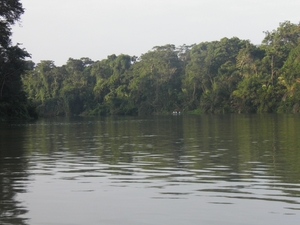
xmin=22 ymin=21 xmax=300 ymax=118
xmin=1 ymin=2 xmax=300 ymax=120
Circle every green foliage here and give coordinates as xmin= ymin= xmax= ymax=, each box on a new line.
xmin=5 ymin=4 xmax=300 ymax=118
xmin=128 ymin=45 xmax=183 ymax=114
xmin=20 ymin=20 xmax=300 ymax=117
xmin=260 ymin=21 xmax=300 ymax=86
xmin=0 ymin=0 xmax=37 ymax=120
xmin=277 ymin=40 xmax=300 ymax=113
xmin=183 ymin=37 xmax=249 ymax=112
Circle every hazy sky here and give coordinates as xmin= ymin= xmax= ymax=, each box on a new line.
xmin=12 ymin=0 xmax=300 ymax=66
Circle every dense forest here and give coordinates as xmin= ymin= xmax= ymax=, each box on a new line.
xmin=22 ymin=21 xmax=300 ymax=117
xmin=1 ymin=1 xmax=300 ymax=119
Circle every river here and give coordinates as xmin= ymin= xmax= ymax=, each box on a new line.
xmin=1 ymin=114 xmax=300 ymax=225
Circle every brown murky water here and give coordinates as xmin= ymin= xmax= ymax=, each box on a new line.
xmin=1 ymin=114 xmax=300 ymax=225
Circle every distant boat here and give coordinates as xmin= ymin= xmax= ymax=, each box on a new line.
xmin=172 ymin=109 xmax=181 ymax=115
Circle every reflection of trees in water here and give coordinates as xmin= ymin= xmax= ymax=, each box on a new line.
xmin=0 ymin=115 xmax=297 ymax=211
xmin=0 ymin=125 xmax=29 ymax=225
xmin=53 ymin=115 xmax=300 ymax=185
xmin=158 ymin=116 xmax=185 ymax=168
xmin=16 ymin=116 xmax=300 ymax=201
xmin=60 ymin=116 xmax=188 ymax=167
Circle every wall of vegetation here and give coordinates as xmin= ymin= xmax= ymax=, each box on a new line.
xmin=22 ymin=21 xmax=300 ymax=117
xmin=2 ymin=0 xmax=300 ymax=119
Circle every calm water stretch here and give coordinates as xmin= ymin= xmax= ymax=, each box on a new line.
xmin=1 ymin=114 xmax=300 ymax=225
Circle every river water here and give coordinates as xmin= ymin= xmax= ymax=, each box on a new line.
xmin=1 ymin=114 xmax=300 ymax=225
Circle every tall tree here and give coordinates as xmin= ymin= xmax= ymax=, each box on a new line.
xmin=183 ymin=37 xmax=248 ymax=112
xmin=129 ymin=45 xmax=182 ymax=114
xmin=0 ymin=0 xmax=24 ymax=48
xmin=60 ymin=58 xmax=95 ymax=115
xmin=92 ymin=54 xmax=134 ymax=115
xmin=278 ymin=43 xmax=300 ymax=112
xmin=260 ymin=21 xmax=300 ymax=85
xmin=0 ymin=0 xmax=33 ymax=119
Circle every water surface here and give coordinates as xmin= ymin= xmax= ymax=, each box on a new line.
xmin=1 ymin=114 xmax=300 ymax=225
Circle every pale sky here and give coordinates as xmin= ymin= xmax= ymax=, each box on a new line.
xmin=12 ymin=0 xmax=300 ymax=66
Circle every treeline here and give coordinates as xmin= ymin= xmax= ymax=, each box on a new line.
xmin=21 ymin=21 xmax=300 ymax=116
